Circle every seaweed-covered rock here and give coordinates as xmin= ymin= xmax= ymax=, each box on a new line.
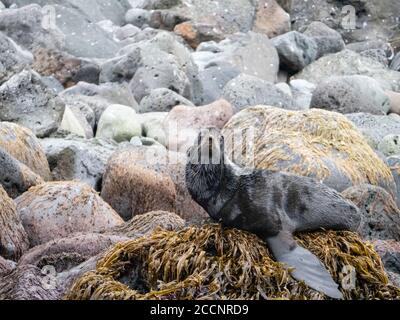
xmin=310 ymin=75 xmax=391 ymax=115
xmin=66 ymin=225 xmax=400 ymax=300
xmin=0 ymin=185 xmax=29 ymax=261
xmin=106 ymin=211 xmax=186 ymax=238
xmin=41 ymin=137 xmax=117 ymax=190
xmin=101 ymin=154 xmax=177 ymax=221
xmin=15 ymin=182 xmax=124 ymax=246
xmin=0 ymin=147 xmax=44 ymax=199
xmin=0 ymin=32 xmax=33 ymax=85
xmin=163 ymin=99 xmax=234 ymax=153
xmin=342 ymin=184 xmax=400 ymax=241
xmin=0 ymin=122 xmax=51 ymax=180
xmin=104 ymin=147 xmax=208 ymax=223
xmin=293 ymin=50 xmax=400 ymax=92
xmin=0 ymin=70 xmax=65 ymax=138
xmin=222 ymin=106 xmax=396 ymax=196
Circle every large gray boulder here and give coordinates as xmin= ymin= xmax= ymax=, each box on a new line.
xmin=272 ymin=31 xmax=318 ymax=73
xmin=222 ymin=74 xmax=296 ymax=113
xmin=41 ymin=136 xmax=117 ymax=190
xmin=0 ymin=32 xmax=33 ymax=85
xmin=310 ymin=75 xmax=391 ymax=115
xmin=346 ymin=113 xmax=400 ymax=149
xmin=138 ymin=88 xmax=194 ymax=113
xmin=0 ymin=70 xmax=65 ymax=138
xmin=4 ymin=0 xmax=132 ymax=25
xmin=193 ymin=32 xmax=280 ymax=85
xmin=303 ymin=21 xmax=345 ymax=59
xmin=293 ymin=50 xmax=400 ymax=92
xmin=289 ymin=0 xmax=400 ymax=44
xmin=0 ymin=4 xmax=65 ymax=51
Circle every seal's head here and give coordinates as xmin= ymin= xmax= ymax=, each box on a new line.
xmin=185 ymin=128 xmax=225 ymax=203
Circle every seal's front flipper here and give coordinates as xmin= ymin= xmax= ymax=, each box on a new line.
xmin=266 ymin=232 xmax=343 ymax=300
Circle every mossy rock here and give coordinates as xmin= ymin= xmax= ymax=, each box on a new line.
xmin=222 ymin=106 xmax=396 ymax=196
xmin=66 ymin=224 xmax=400 ymax=300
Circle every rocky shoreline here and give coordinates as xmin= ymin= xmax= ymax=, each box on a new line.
xmin=1 ymin=0 xmax=400 ymax=300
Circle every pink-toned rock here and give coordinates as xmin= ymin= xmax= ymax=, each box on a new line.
xmin=163 ymin=99 xmax=234 ymax=153
xmin=101 ymin=153 xmax=177 ymax=221
xmin=253 ymin=0 xmax=291 ymax=38
xmin=15 ymin=182 xmax=124 ymax=246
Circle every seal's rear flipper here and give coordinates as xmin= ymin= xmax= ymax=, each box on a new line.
xmin=266 ymin=232 xmax=343 ymax=300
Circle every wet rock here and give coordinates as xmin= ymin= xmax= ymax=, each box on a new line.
xmin=310 ymin=75 xmax=391 ymax=115
xmin=19 ymin=233 xmax=128 ymax=273
xmin=0 ymin=185 xmax=29 ymax=261
xmin=223 ymin=106 xmax=396 ymax=196
xmin=346 ymin=113 xmax=400 ymax=150
xmin=253 ymin=0 xmax=290 ymax=38
xmin=15 ymin=181 xmax=124 ymax=246
xmin=32 ymin=48 xmax=100 ymax=88
xmin=0 ymin=122 xmax=51 ymax=180
xmin=387 ymin=155 xmax=400 ymax=208
xmin=59 ymin=106 xmax=94 ymax=139
xmin=303 ymin=21 xmax=345 ymax=59
xmin=272 ymin=31 xmax=318 ymax=73
xmin=101 ymin=151 xmax=177 ymax=221
xmin=197 ymin=61 xmax=241 ymax=105
xmin=378 ymin=135 xmax=400 ymax=157
xmin=193 ymin=32 xmax=279 ymax=84
xmin=0 ymin=4 xmax=65 ymax=51
xmin=105 ymin=147 xmax=208 ymax=223
xmin=342 ymin=184 xmax=400 ymax=241
xmin=138 ymin=88 xmax=194 ymax=113
xmin=0 ymin=147 xmax=44 ymax=199
xmin=222 ymin=74 xmax=296 ymax=112
xmin=0 ymin=265 xmax=59 ymax=300
xmin=96 ymin=105 xmax=142 ymax=143
xmin=293 ymin=50 xmax=400 ymax=92
xmin=41 ymin=136 xmax=117 ymax=190
xmin=125 ymin=8 xmax=187 ymax=30
xmin=373 ymin=240 xmax=400 ymax=287
xmin=164 ymin=99 xmax=234 ymax=153
xmin=0 ymin=256 xmax=15 ymax=277
xmin=0 ymin=70 xmax=65 ymax=138
xmin=0 ymin=32 xmax=33 ymax=85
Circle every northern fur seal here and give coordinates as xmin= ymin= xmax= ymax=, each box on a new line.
xmin=185 ymin=128 xmax=361 ymax=299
